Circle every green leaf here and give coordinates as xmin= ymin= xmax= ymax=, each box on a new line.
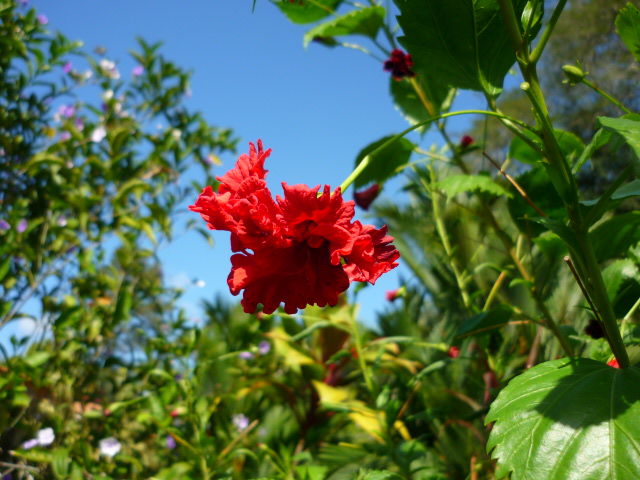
xmin=303 ymin=7 xmax=384 ymax=48
xmin=507 ymin=166 xmax=567 ymax=237
xmin=616 ymin=3 xmax=640 ymax=63
xmin=274 ymin=0 xmax=342 ymax=24
xmin=0 ymin=256 xmax=11 ymax=283
xmin=581 ymin=179 xmax=640 ymax=207
xmin=395 ymin=0 xmax=529 ymax=96
xmin=602 ymin=258 xmax=639 ymax=302
xmin=486 ymin=358 xmax=640 ymax=480
xmin=436 ymin=173 xmax=513 ymax=199
xmin=597 ymin=116 xmax=640 ymax=175
xmin=353 ymin=136 xmax=414 ymax=188
xmin=113 ymin=179 xmax=151 ymax=204
xmin=24 ymin=351 xmax=51 ymax=368
xmin=390 ymin=76 xmax=453 ymax=132
xmin=590 ymin=211 xmax=640 ymax=262
xmin=572 ymin=127 xmax=611 ymax=173
xmin=113 ymin=283 xmax=133 ymax=325
xmin=52 ymin=448 xmax=70 ymax=479
xmin=509 ymin=129 xmax=584 ymax=166
xmin=456 ymin=306 xmax=513 ymax=338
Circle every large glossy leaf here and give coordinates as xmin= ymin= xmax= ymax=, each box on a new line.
xmin=486 ymin=358 xmax=640 ymax=480
xmin=389 ymin=74 xmax=453 ymax=132
xmin=274 ymin=0 xmax=342 ymax=24
xmin=303 ymin=7 xmax=384 ymax=47
xmin=616 ymin=3 xmax=640 ymax=63
xmin=395 ymin=0 xmax=528 ymax=96
xmin=353 ymin=136 xmax=414 ymax=188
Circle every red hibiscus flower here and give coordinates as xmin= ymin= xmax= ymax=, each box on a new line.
xmin=383 ymin=49 xmax=415 ymax=81
xmin=189 ymin=140 xmax=400 ymax=314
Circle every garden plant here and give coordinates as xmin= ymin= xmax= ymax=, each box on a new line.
xmin=1 ymin=0 xmax=640 ymax=479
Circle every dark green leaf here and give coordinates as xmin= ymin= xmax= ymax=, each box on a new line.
xmin=509 ymin=129 xmax=584 ymax=166
xmin=390 ymin=76 xmax=453 ymax=132
xmin=507 ymin=166 xmax=566 ymax=237
xmin=590 ymin=211 xmax=640 ymax=261
xmin=602 ymin=258 xmax=639 ymax=302
xmin=275 ymin=0 xmax=342 ymax=25
xmin=486 ymin=358 xmax=640 ymax=480
xmin=395 ymin=0 xmax=529 ymax=96
xmin=456 ymin=306 xmax=513 ymax=338
xmin=303 ymin=7 xmax=384 ymax=48
xmin=597 ymin=116 xmax=640 ymax=175
xmin=353 ymin=136 xmax=414 ymax=188
xmin=616 ymin=3 xmax=640 ymax=63
xmin=436 ymin=173 xmax=512 ymax=198
xmin=0 ymin=256 xmax=11 ymax=283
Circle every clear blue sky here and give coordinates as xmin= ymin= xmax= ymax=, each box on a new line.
xmin=19 ymin=0 xmax=484 ymax=331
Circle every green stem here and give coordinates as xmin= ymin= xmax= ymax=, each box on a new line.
xmin=422 ymin=165 xmax=473 ymax=310
xmin=338 ymin=109 xmax=536 ymax=193
xmin=530 ymin=0 xmax=569 ymax=64
xmin=496 ymin=0 xmax=528 ymax=64
xmin=351 ymin=306 xmax=375 ymax=395
xmin=581 ymin=78 xmax=632 ymax=115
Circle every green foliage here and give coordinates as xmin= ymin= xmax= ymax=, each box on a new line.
xmin=274 ymin=0 xmax=342 ymax=25
xmin=486 ymin=358 xmax=640 ymax=480
xmin=615 ymin=3 xmax=640 ymax=63
xmin=395 ymin=0 xmax=530 ymax=96
xmin=302 ymin=7 xmax=384 ymax=48
xmin=353 ymin=136 xmax=414 ymax=189
xmin=436 ymin=174 xmax=513 ymax=199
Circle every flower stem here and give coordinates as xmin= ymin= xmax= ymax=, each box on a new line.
xmin=580 ymin=78 xmax=632 ymax=115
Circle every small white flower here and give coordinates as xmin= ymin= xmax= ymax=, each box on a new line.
xmin=170 ymin=129 xmax=182 ymax=140
xmin=102 ymin=89 xmax=114 ymax=101
xmin=36 ymin=427 xmax=55 ymax=446
xmin=98 ymin=437 xmax=121 ymax=457
xmin=194 ymin=279 xmax=205 ymax=288
xmin=91 ymin=126 xmax=106 ymax=143
xmin=231 ymin=414 xmax=249 ymax=432
xmin=84 ymin=70 xmax=93 ymax=80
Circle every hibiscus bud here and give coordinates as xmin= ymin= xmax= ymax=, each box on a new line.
xmin=459 ymin=135 xmax=474 ymax=149
xmin=562 ymin=64 xmax=585 ymax=85
xmin=353 ymin=184 xmax=381 ymax=210
xmin=383 ymin=49 xmax=415 ymax=80
xmin=447 ymin=346 xmax=460 ymax=358
xmin=584 ymin=319 xmax=604 ymax=339
xmin=170 ymin=409 xmax=179 ymax=418
xmin=385 ymin=286 xmax=405 ymax=302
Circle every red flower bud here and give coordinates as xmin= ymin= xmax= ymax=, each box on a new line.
xmin=446 ymin=346 xmax=460 ymax=358
xmin=459 ymin=135 xmax=474 ymax=148
xmin=607 ymin=358 xmax=619 ymax=369
xmin=383 ymin=49 xmax=415 ymax=81
xmin=353 ymin=183 xmax=380 ymax=210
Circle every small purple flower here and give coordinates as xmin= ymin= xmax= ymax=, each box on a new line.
xmin=74 ymin=117 xmax=84 ymax=130
xmin=17 ymin=0 xmax=27 ymax=6
xmin=0 ymin=219 xmax=9 ymax=231
xmin=173 ymin=374 xmax=182 ymax=381
xmin=58 ymin=131 xmax=71 ymax=142
xmin=21 ymin=438 xmax=39 ymax=450
xmin=165 ymin=436 xmax=176 ymax=450
xmin=258 ymin=341 xmax=270 ymax=355
xmin=56 ymin=215 xmax=67 ymax=227
xmin=36 ymin=14 xmax=48 ymax=25
xmin=231 ymin=413 xmax=249 ymax=432
xmin=238 ymin=351 xmax=253 ymax=360
xmin=16 ymin=219 xmax=27 ymax=233
xmin=62 ymin=62 xmax=72 ymax=73
xmin=132 ymin=65 xmax=144 ymax=76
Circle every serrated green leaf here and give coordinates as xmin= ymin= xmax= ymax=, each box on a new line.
xmin=456 ymin=306 xmax=513 ymax=338
xmin=303 ymin=7 xmax=384 ymax=48
xmin=616 ymin=3 xmax=640 ymax=63
xmin=590 ymin=211 xmax=640 ymax=262
xmin=436 ymin=174 xmax=512 ymax=198
xmin=395 ymin=0 xmax=530 ymax=96
xmin=275 ymin=0 xmax=342 ymax=24
xmin=353 ymin=136 xmax=414 ymax=189
xmin=486 ymin=358 xmax=640 ymax=480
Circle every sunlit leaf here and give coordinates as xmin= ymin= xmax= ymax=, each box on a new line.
xmin=274 ymin=0 xmax=342 ymax=24
xmin=616 ymin=3 xmax=640 ymax=63
xmin=486 ymin=358 xmax=640 ymax=480
xmin=303 ymin=7 xmax=384 ymax=48
xmin=436 ymin=173 xmax=513 ymax=198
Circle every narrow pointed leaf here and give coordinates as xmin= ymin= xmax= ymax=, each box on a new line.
xmin=274 ymin=0 xmax=342 ymax=24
